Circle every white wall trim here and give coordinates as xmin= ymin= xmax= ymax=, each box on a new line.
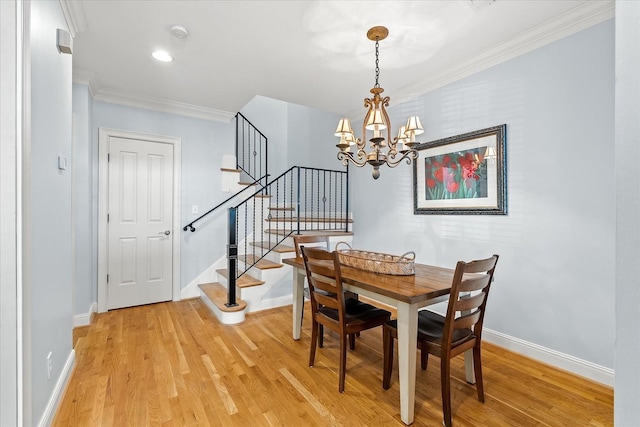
xmin=71 ymin=69 xmax=96 ymax=98
xmin=97 ymin=128 xmax=182 ymax=312
xmin=0 ymin=1 xmax=25 ymax=425
xmin=483 ymin=328 xmax=614 ymax=387
xmin=20 ymin=0 xmax=32 ymax=424
xmin=36 ymin=350 xmax=75 ymax=427
xmin=73 ymin=302 xmax=96 ymax=328
xmin=93 ymin=88 xmax=235 ymax=123
xmin=58 ymin=0 xmax=87 ymax=37
xmin=181 ymin=255 xmax=228 ymax=300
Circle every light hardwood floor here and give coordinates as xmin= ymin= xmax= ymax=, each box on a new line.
xmin=53 ymin=299 xmax=612 ymax=426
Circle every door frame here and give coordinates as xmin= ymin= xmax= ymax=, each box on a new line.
xmin=97 ymin=127 xmax=181 ymax=313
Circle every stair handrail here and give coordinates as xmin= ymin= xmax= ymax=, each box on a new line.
xmin=183 ymin=173 xmax=269 ymax=232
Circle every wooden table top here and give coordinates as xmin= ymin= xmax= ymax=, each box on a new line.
xmin=282 ymin=257 xmax=456 ymax=304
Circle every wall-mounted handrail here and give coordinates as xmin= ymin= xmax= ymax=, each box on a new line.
xmin=183 ymin=173 xmax=269 ymax=232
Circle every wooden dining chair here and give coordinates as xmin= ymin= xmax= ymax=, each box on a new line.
xmin=293 ymin=235 xmax=359 ymax=337
xmin=301 ymin=246 xmax=391 ymax=393
xmin=382 ymin=255 xmax=499 ymax=427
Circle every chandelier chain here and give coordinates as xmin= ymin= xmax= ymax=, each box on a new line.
xmin=374 ymin=38 xmax=380 ymax=88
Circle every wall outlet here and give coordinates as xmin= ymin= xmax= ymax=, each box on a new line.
xmin=46 ymin=351 xmax=52 ymax=380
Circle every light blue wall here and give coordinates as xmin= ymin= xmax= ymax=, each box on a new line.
xmin=350 ymin=20 xmax=615 ymax=369
xmin=287 ymin=102 xmax=343 ymax=171
xmin=241 ymin=95 xmax=344 ymax=174
xmin=241 ymin=95 xmax=289 ymax=177
xmin=90 ymin=102 xmax=236 ymax=294
xmin=72 ymin=84 xmax=94 ymax=315
xmin=29 ymin=0 xmax=74 ymax=423
xmin=71 ymin=91 xmax=342 ymax=315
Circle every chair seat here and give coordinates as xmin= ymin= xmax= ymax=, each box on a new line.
xmin=319 ymin=298 xmax=391 ymax=324
xmin=386 ymin=310 xmax=474 ymax=345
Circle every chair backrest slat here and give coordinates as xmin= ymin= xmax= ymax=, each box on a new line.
xmin=458 ymin=275 xmax=491 ymax=293
xmin=294 ymin=235 xmax=330 ymax=258
xmin=454 ymin=310 xmax=481 ymax=330
xmin=455 ymin=293 xmax=486 ymax=312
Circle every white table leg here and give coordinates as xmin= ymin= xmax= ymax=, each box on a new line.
xmin=460 ymin=293 xmax=475 ymax=383
xmin=292 ymin=268 xmax=305 ymax=340
xmin=464 ymin=349 xmax=475 ymax=383
xmin=396 ymin=301 xmax=418 ymax=425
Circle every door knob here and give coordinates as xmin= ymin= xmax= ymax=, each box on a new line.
xmin=159 ymin=230 xmax=171 ymax=235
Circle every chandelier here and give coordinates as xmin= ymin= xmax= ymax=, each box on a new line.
xmin=335 ymin=26 xmax=423 ymax=180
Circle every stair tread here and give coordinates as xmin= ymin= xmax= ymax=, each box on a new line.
xmin=216 ymin=269 xmax=265 ymax=288
xmin=268 ymin=206 xmax=295 ymax=211
xmin=266 ymin=217 xmax=353 ymax=223
xmin=265 ymin=229 xmax=354 ymax=237
xmin=199 ymin=282 xmax=247 ymax=312
xmin=220 ymin=167 xmax=241 ymax=173
xmin=250 ymin=241 xmax=296 ymax=253
xmin=238 ymin=255 xmax=283 ymax=270
xmin=238 ymin=182 xmax=258 ymax=186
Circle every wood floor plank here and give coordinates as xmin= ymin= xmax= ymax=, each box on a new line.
xmin=53 ymin=300 xmax=612 ymax=426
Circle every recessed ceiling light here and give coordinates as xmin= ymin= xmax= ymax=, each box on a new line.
xmin=152 ymin=50 xmax=173 ymax=62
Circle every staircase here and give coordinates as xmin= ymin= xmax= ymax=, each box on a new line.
xmin=185 ymin=113 xmax=352 ymax=325
xmin=197 ymin=173 xmax=353 ymax=323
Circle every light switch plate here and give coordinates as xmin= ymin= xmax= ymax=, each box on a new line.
xmin=58 ymin=155 xmax=68 ymax=170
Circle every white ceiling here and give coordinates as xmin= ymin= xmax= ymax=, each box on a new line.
xmin=66 ymin=0 xmax=614 ymax=122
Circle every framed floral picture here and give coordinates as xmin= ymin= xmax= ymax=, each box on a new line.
xmin=413 ymin=124 xmax=507 ymax=215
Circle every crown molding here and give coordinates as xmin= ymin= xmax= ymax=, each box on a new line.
xmin=58 ymin=0 xmax=87 ymax=38
xmin=93 ymin=88 xmax=235 ymax=123
xmin=392 ymin=0 xmax=615 ymax=111
xmin=72 ymin=69 xmax=97 ymax=98
xmin=72 ymin=69 xmax=235 ymax=122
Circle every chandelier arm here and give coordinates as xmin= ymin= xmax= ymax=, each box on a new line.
xmin=385 ymin=149 xmax=419 ymax=168
xmin=337 ymin=151 xmax=367 ymax=168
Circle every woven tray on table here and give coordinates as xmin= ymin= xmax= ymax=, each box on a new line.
xmin=335 ymin=242 xmax=415 ymax=276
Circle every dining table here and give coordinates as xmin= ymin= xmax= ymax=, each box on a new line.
xmin=282 ymin=256 xmax=476 ymax=426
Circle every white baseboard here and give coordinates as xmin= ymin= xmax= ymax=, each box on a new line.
xmin=182 ymin=258 xmax=228 ymax=300
xmin=255 ymin=294 xmax=293 ymax=312
xmin=483 ymin=328 xmax=614 ymax=387
xmin=73 ymin=302 xmax=97 ymax=327
xmin=37 ymin=349 xmax=75 ymax=427
xmin=181 ymin=280 xmax=203 ymax=299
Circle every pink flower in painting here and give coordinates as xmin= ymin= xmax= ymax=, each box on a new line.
xmin=466 ymin=178 xmax=475 ymax=189
xmin=447 ymin=182 xmax=459 ymax=193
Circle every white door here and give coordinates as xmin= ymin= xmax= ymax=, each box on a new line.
xmin=107 ymin=136 xmax=174 ymax=309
